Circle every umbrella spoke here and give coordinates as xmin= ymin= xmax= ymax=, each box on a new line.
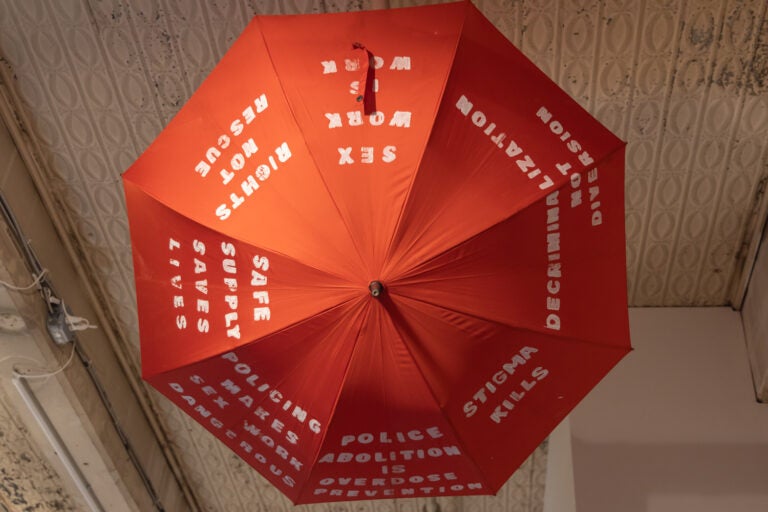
xmin=126 ymin=182 xmax=366 ymax=378
xmin=389 ymin=147 xmax=629 ymax=347
xmin=383 ymin=3 xmax=625 ymax=278
xmin=297 ymin=296 xmax=491 ymax=503
xmin=258 ymin=4 xmax=463 ymax=275
xmin=379 ymin=292 xmax=629 ymax=491
xmin=147 ymin=298 xmax=370 ymax=502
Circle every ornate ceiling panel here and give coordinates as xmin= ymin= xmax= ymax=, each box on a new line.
xmin=0 ymin=0 xmax=766 ymax=511
xmin=0 ymin=387 xmax=79 ymax=511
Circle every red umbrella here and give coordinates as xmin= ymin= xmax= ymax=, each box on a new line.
xmin=123 ymin=0 xmax=630 ymax=504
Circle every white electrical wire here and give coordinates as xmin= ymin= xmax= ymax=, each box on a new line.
xmin=0 ymin=268 xmax=48 ymax=291
xmin=0 ymin=268 xmax=97 ymax=331
xmin=0 ymin=193 xmax=105 ymax=510
xmin=8 ymin=342 xmax=77 ymax=380
xmin=62 ymin=302 xmax=97 ymax=332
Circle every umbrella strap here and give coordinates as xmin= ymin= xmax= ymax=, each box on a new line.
xmin=352 ymin=42 xmax=376 ymax=115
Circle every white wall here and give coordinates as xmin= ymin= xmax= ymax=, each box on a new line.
xmin=563 ymin=307 xmax=768 ymax=512
xmin=742 ymin=223 xmax=768 ymax=401
xmin=542 ymin=417 xmax=576 ymax=512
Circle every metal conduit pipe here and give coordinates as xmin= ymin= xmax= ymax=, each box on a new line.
xmin=0 ymin=186 xmax=167 ymax=510
xmin=0 ymin=76 xmax=201 ymax=511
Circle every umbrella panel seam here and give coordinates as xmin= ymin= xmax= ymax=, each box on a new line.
xmin=388 ymin=141 xmax=628 ymax=283
xmin=252 ymin=15 xmax=372 ymax=279
xmin=379 ymin=0 xmax=471 ymax=278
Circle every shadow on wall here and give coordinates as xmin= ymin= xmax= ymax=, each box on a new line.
xmin=572 ymin=440 xmax=768 ymax=512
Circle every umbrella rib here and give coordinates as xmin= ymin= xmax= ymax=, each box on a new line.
xmin=380 ymin=1 xmax=470 ymax=275
xmin=389 ymin=289 xmax=630 ymax=353
xmin=252 ymin=15 xmax=370 ymax=277
xmin=143 ymin=294 xmax=364 ymax=381
xmin=125 ymin=180 xmax=361 ymax=287
xmin=382 ymin=291 xmax=629 ymax=494
xmin=386 ymin=146 xmax=500 ymax=277
xmin=294 ymin=300 xmax=374 ymax=503
xmin=389 ymin=141 xmax=628 ymax=283
xmin=238 ymin=298 xmax=373 ymax=505
xmin=153 ymin=295 xmax=370 ymax=504
xmin=159 ymin=296 xmax=367 ymax=375
xmin=379 ymin=293 xmax=496 ymax=492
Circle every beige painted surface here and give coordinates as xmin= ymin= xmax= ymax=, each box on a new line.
xmin=0 ymin=113 xmax=191 ymax=511
xmin=570 ymin=307 xmax=768 ymax=512
xmin=542 ymin=418 xmax=576 ymax=512
xmin=742 ymin=223 xmax=768 ymax=401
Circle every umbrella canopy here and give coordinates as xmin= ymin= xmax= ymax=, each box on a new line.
xmin=123 ymin=0 xmax=630 ymax=504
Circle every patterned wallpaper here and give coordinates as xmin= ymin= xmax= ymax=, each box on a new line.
xmin=0 ymin=0 xmax=766 ymax=511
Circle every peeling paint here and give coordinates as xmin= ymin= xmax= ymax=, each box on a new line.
xmin=0 ymin=419 xmax=79 ymax=512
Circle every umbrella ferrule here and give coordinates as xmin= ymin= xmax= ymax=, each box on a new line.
xmin=369 ymin=281 xmax=383 ymax=298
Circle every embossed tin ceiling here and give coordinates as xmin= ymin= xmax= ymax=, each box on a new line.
xmin=0 ymin=0 xmax=766 ymax=511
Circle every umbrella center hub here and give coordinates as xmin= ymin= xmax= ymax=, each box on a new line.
xmin=368 ymin=281 xmax=384 ymax=298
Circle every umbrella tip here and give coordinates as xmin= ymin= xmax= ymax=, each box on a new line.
xmin=369 ymin=281 xmax=383 ymax=298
